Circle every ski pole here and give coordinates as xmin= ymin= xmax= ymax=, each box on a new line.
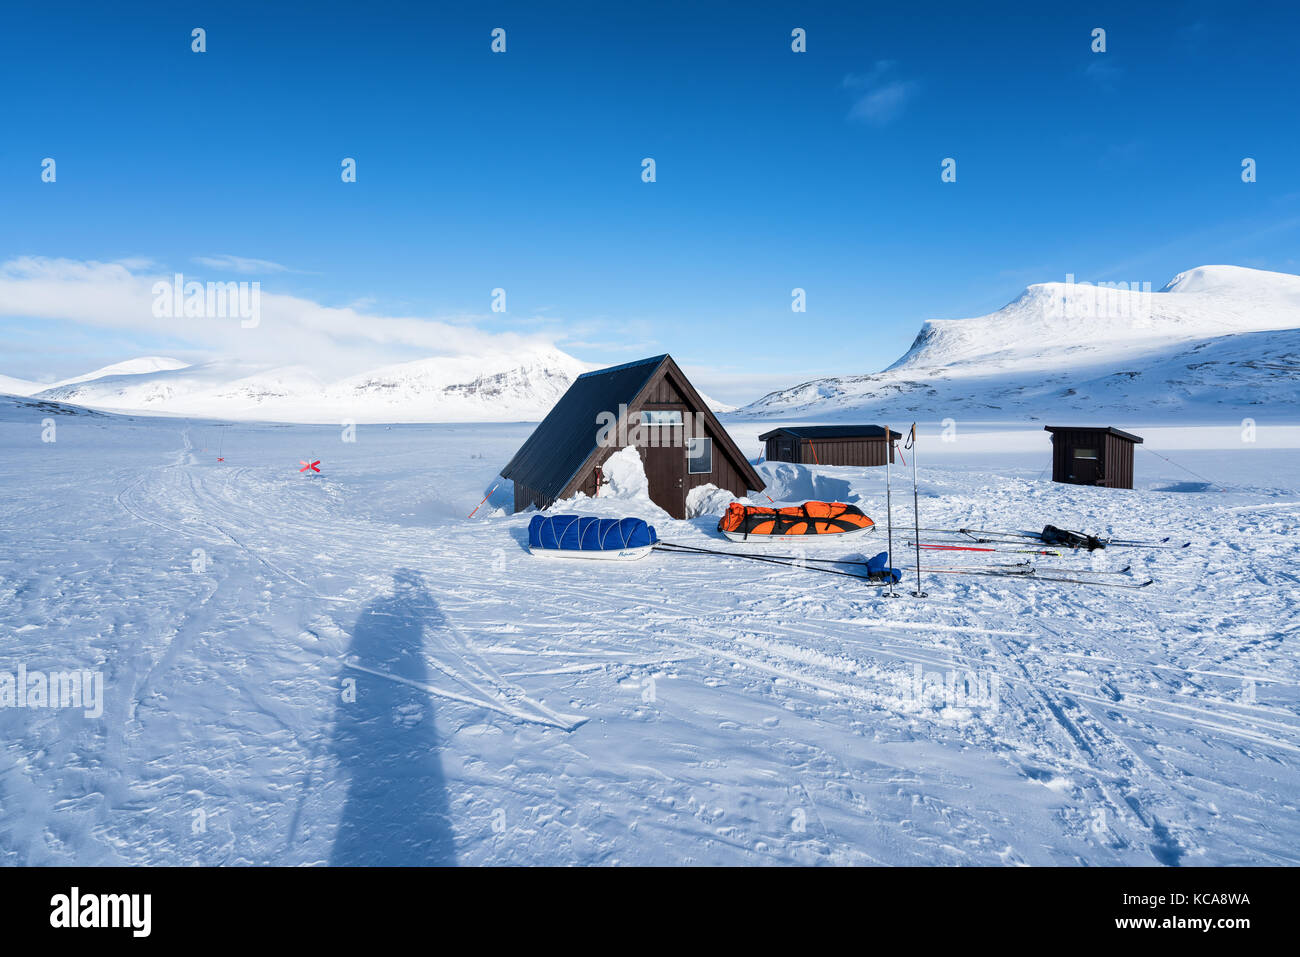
xmin=908 ymin=423 xmax=926 ymax=597
xmin=908 ymin=541 xmax=1063 ymax=556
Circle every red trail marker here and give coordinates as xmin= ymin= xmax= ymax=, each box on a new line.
xmin=299 ymin=460 xmax=321 ymax=473
xmin=468 ymin=483 xmax=499 ymax=518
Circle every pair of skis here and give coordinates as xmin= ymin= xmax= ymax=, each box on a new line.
xmin=654 ymin=541 xmax=898 ymax=585
xmin=902 ymin=560 xmax=1154 ymax=590
xmin=916 ymin=526 xmax=1192 ymax=550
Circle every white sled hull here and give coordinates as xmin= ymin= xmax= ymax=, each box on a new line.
xmin=528 ymin=544 xmax=656 ymax=561
xmin=720 ymin=524 xmax=877 ymax=544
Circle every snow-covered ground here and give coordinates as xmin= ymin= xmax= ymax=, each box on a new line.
xmin=2 ymin=397 xmax=1297 ymax=865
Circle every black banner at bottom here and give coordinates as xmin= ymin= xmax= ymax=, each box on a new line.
xmin=0 ymin=865 xmax=1285 ymax=943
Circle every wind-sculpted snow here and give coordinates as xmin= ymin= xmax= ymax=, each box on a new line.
xmin=1 ymin=401 xmax=1298 ymax=865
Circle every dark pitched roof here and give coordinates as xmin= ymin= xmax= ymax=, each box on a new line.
xmin=502 ymin=356 xmax=665 ymax=501
xmin=758 ymin=425 xmax=902 ymax=441
xmin=1044 ymin=426 xmax=1143 ymax=444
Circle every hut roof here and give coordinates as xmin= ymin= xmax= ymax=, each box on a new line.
xmin=758 ymin=425 xmax=902 ymax=441
xmin=1044 ymin=426 xmax=1144 ymax=444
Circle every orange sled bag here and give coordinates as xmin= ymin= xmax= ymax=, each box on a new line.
xmin=717 ymin=501 xmax=876 ymax=541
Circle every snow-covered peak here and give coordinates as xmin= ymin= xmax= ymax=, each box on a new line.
xmin=49 ymin=356 xmax=190 ymax=388
xmin=334 ymin=347 xmax=588 ymax=397
xmin=1160 ymin=264 xmax=1300 ymax=297
xmin=741 ymin=264 xmax=1300 ymax=420
xmin=0 ymin=374 xmax=44 ymax=397
xmin=884 ymin=264 xmax=1300 ymax=378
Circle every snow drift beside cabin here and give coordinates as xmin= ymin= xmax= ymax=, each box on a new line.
xmin=685 ymin=483 xmax=749 ymax=518
xmin=596 ymin=446 xmax=651 ymax=501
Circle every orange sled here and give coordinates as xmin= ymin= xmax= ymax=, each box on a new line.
xmin=717 ymin=501 xmax=876 ymax=542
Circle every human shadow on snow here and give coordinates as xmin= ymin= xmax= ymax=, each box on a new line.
xmin=330 ymin=569 xmax=457 ymax=866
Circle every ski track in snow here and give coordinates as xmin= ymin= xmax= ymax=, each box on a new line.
xmin=1 ymin=410 xmax=1298 ymax=865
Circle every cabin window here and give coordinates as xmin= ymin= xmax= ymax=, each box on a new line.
xmin=1073 ymin=448 xmax=1098 ymax=460
xmin=641 ymin=410 xmax=683 ymax=426
xmin=687 ymin=437 xmax=712 ymax=474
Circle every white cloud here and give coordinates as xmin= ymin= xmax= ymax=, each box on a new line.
xmin=192 ymin=254 xmax=293 ymax=274
xmin=844 ymin=62 xmax=919 ymax=125
xmin=0 ymin=256 xmax=561 ymax=378
xmin=1083 ymin=59 xmax=1123 ymax=90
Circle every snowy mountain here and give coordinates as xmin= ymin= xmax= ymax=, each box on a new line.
xmin=46 ymin=355 xmax=190 ymax=387
xmin=323 ymin=349 xmax=588 ymax=421
xmin=0 ymin=357 xmax=191 ymax=398
xmin=26 ymin=347 xmax=594 ymax=423
xmin=0 ymin=374 xmax=43 ymax=397
xmin=738 ymin=265 xmax=1300 ymax=420
xmin=15 ymin=348 xmax=737 ymax=422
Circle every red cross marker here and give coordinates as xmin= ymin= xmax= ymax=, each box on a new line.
xmin=217 ymin=457 xmax=225 ymax=462
xmin=299 ymin=460 xmax=320 ymax=473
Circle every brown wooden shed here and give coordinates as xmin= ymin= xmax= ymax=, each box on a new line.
xmin=1044 ymin=426 xmax=1143 ymax=489
xmin=502 ymin=354 xmax=765 ymax=519
xmin=758 ymin=426 xmax=901 ymax=467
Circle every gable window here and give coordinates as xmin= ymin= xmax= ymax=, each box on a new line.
xmin=641 ymin=409 xmax=683 ymax=426
xmin=687 ymin=437 xmax=712 ymax=474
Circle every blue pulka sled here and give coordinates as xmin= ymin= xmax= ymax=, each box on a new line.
xmin=527 ymin=514 xmax=659 ymax=561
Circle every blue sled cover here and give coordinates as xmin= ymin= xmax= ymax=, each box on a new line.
xmin=528 ymin=515 xmax=658 ymax=552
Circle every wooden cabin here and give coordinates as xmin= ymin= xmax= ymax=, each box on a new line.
xmin=1044 ymin=426 xmax=1143 ymax=489
xmin=759 ymin=426 xmax=901 ymax=467
xmin=502 ymin=354 xmax=765 ymax=519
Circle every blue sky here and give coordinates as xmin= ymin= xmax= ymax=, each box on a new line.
xmin=2 ymin=0 xmax=1298 ymax=402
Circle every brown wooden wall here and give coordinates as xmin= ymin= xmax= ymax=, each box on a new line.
xmin=764 ymin=436 xmax=893 ymax=467
xmin=1104 ymin=432 xmax=1136 ymax=489
xmin=514 ymin=479 xmax=550 ymax=512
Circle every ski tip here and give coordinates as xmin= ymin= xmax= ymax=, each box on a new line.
xmin=1180 ymin=541 xmax=1191 ymax=548
xmin=1140 ymin=579 xmax=1155 ymax=587
xmin=1120 ymin=565 xmax=1131 ymax=574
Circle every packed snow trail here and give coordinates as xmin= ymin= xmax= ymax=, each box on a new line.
xmin=0 ymin=403 xmax=1297 ymax=864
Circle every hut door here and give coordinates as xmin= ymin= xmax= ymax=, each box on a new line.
xmin=639 ymin=409 xmax=687 ymax=518
xmin=1071 ymin=447 xmax=1099 ymax=484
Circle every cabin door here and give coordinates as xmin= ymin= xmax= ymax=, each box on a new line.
xmin=1070 ymin=447 xmax=1099 ymax=484
xmin=639 ymin=408 xmax=687 ymax=518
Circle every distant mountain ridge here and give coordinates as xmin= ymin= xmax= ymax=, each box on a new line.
xmin=738 ymin=265 xmax=1300 ymax=420
xmin=7 ymin=347 xmax=733 ymax=423
xmin=19 ymin=347 xmax=589 ymax=423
